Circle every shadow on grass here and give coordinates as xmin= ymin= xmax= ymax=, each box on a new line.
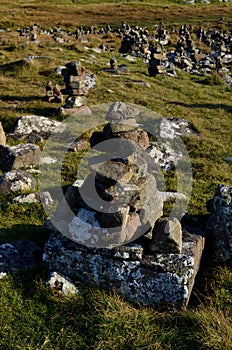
xmin=5 ymin=268 xmax=203 ymax=350
xmin=0 ymin=223 xmax=50 ymax=247
xmin=0 ymin=221 xmax=227 ymax=349
xmin=168 ymin=101 xmax=232 ymax=113
xmin=1 ymin=95 xmax=42 ymax=102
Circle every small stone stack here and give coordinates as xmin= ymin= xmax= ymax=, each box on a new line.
xmin=45 ymin=81 xmax=63 ymax=103
xmin=59 ymin=61 xmax=91 ymax=116
xmin=148 ymin=52 xmax=167 ymax=76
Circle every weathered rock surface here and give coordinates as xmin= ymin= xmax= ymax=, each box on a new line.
xmin=0 ymin=144 xmax=41 ymax=171
xmin=206 ymin=184 xmax=232 ymax=264
xmin=58 ymin=105 xmax=92 ymax=117
xmin=113 ymin=129 xmax=150 ymax=150
xmin=0 ymin=240 xmax=41 ymax=278
xmin=95 ymin=160 xmax=133 ymax=185
xmin=0 ymin=170 xmax=37 ymax=194
xmin=147 ymin=140 xmax=183 ymax=171
xmin=13 ymin=191 xmax=53 ymax=205
xmin=69 ymin=138 xmax=89 ymax=152
xmin=43 ymin=228 xmax=204 ymax=310
xmin=155 ymin=118 xmax=198 ymax=139
xmin=0 ymin=122 xmax=6 ymax=145
xmin=150 ymin=217 xmax=183 ymax=253
xmin=46 ymin=271 xmax=79 ymax=295
xmin=8 ymin=115 xmax=66 ymax=140
xmin=105 ymin=101 xmax=138 ymax=122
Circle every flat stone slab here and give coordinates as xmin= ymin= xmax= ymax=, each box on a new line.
xmin=43 ymin=227 xmax=204 ymax=310
xmin=9 ymin=115 xmax=66 ymax=140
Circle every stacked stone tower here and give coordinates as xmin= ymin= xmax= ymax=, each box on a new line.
xmin=62 ymin=101 xmax=163 ymax=248
xmin=59 ymin=61 xmax=91 ymax=116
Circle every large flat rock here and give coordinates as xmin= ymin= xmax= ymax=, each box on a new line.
xmin=43 ymin=227 xmax=204 ymax=310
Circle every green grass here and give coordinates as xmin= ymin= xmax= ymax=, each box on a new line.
xmin=0 ymin=0 xmax=232 ymax=349
xmin=0 ymin=266 xmax=231 ymax=349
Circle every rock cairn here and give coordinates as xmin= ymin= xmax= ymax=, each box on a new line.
xmin=53 ymin=102 xmax=163 ymax=248
xmin=58 ymin=61 xmax=92 ymax=116
xmin=43 ymin=101 xmax=205 ymax=310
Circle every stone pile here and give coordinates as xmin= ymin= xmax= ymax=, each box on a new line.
xmin=14 ymin=20 xmax=232 ymax=84
xmin=56 ymin=101 xmax=163 ymax=248
xmin=45 ymin=81 xmax=63 ymax=103
xmin=117 ymin=22 xmax=232 ymax=81
xmin=44 ymin=101 xmax=205 ymax=310
xmin=167 ymin=24 xmax=232 ymax=78
xmin=58 ymin=61 xmax=92 ymax=116
xmin=119 ymin=22 xmax=170 ymax=58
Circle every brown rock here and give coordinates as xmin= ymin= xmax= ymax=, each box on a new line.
xmin=59 ymin=105 xmax=92 ymax=116
xmin=150 ymin=217 xmax=182 ymax=253
xmin=103 ymin=118 xmax=138 ymax=134
xmin=69 ymin=139 xmax=89 ymax=152
xmin=95 ymin=160 xmax=133 ymax=185
xmin=113 ymin=129 xmax=150 ymax=150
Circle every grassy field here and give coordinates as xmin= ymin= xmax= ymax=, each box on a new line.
xmin=0 ymin=1 xmax=231 ymax=349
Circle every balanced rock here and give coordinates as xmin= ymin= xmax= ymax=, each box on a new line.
xmin=95 ymin=160 xmax=134 ymax=185
xmin=53 ymin=102 xmax=163 ymax=248
xmin=105 ymin=101 xmax=138 ymax=122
